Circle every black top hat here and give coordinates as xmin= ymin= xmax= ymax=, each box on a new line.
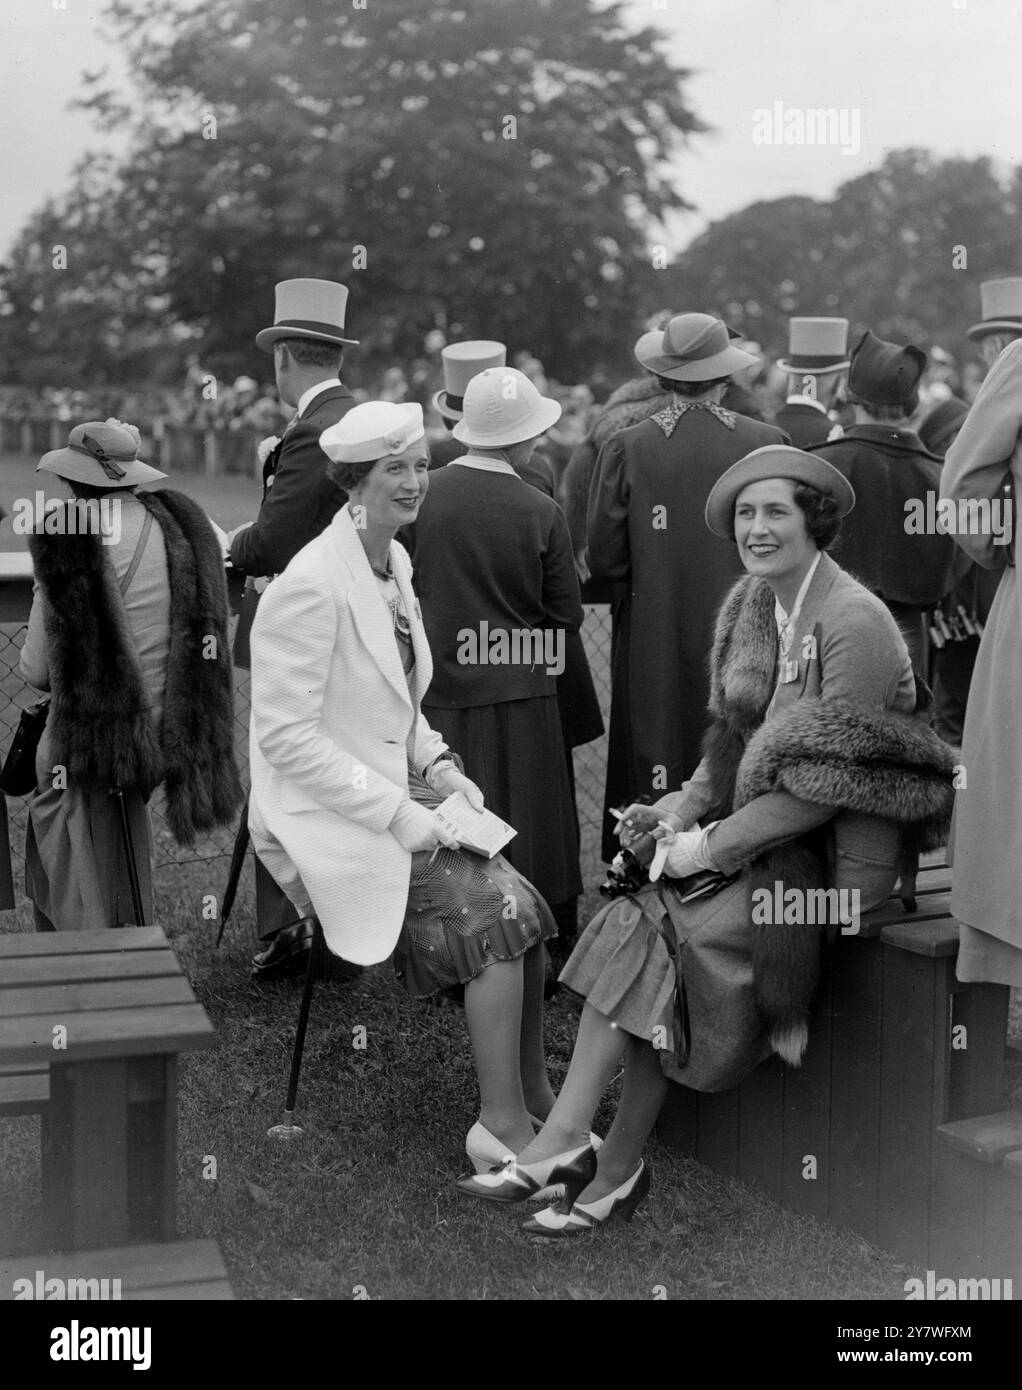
xmin=848 ymin=330 xmax=926 ymax=407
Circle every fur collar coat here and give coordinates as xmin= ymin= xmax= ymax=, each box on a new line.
xmin=700 ymin=566 xmax=957 ymax=1063
xmin=27 ymin=488 xmax=242 ymax=845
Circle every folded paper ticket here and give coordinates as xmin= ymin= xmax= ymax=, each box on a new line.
xmin=434 ymin=792 xmax=517 ymax=858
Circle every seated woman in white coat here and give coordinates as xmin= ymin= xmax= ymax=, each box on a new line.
xmin=247 ymin=401 xmax=561 ymax=1177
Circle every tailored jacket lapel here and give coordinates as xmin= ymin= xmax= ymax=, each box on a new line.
xmin=391 ymin=546 xmax=433 ymax=707
xmin=782 ymin=551 xmax=840 ymax=701
xmin=329 ymin=507 xmax=412 ymax=711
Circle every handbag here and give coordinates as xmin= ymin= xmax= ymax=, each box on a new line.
xmin=0 ymin=698 xmax=51 ymax=796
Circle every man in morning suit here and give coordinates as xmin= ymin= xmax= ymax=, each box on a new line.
xmin=774 ymin=317 xmax=850 ymax=448
xmin=228 ymin=277 xmax=359 ymax=978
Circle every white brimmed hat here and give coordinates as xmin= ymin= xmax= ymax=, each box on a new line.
xmin=433 ymin=340 xmax=506 ymax=419
xmin=705 ymin=445 xmax=856 ymax=539
xmin=967 ymin=278 xmax=1022 ymax=342
xmin=634 ymin=313 xmax=760 ymax=382
xmin=37 ymin=419 xmax=166 ymax=489
xmin=255 ymin=278 xmax=359 ymax=353
xmin=319 ymin=402 xmax=425 ymax=464
xmin=776 ymin=317 xmax=850 ymax=375
xmin=452 ymin=367 xmax=561 ymax=447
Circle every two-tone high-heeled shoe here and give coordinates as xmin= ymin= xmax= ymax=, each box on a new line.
xmin=466 ymin=1120 xmax=604 ymax=1173
xmin=456 ymin=1141 xmax=597 ymax=1205
xmin=521 ymin=1160 xmax=651 ymax=1237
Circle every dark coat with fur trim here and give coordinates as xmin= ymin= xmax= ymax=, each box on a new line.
xmin=27 ymin=488 xmax=242 ymax=844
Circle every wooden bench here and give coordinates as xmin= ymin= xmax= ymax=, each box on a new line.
xmin=656 ymin=862 xmax=1020 ymax=1282
xmin=0 ymin=1239 xmax=234 ymax=1301
xmin=0 ymin=1063 xmax=49 ymax=1117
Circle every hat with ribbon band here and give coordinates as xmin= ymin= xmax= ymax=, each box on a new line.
xmin=256 ymin=278 xmax=359 ymax=353
xmin=634 ymin=313 xmax=761 ymax=382
xmin=37 ymin=419 xmax=167 ymax=489
xmin=433 ymin=341 xmax=506 ymax=419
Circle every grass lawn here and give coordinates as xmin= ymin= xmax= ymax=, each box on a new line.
xmin=5 ymin=859 xmax=1004 ymax=1301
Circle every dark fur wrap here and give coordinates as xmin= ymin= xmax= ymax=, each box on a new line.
xmin=698 ymin=573 xmax=957 ymax=1061
xmin=28 ymin=488 xmax=243 ymax=845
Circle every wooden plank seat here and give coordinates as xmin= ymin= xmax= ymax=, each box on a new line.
xmin=0 ymin=1063 xmax=49 ymax=1117
xmin=657 ymin=862 xmax=1016 ymax=1279
xmin=0 ymin=927 xmax=216 ymax=1252
xmin=0 ymin=1239 xmax=234 ymax=1301
xmin=931 ymin=1114 xmax=1022 ymax=1287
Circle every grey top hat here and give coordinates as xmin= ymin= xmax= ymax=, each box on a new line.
xmin=777 ymin=317 xmax=850 ymax=375
xmin=967 ymin=278 xmax=1022 ymax=342
xmin=255 ymin=278 xmax=360 ymax=353
xmin=37 ymin=419 xmax=167 ymax=489
xmin=432 ymin=341 xmax=506 ymax=419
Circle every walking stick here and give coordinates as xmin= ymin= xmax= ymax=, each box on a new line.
xmin=216 ymin=795 xmax=251 ymax=947
xmin=111 ymin=785 xmax=146 ymax=926
xmin=267 ymin=916 xmax=323 ymax=1140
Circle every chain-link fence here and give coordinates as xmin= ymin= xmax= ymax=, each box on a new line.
xmin=1 ymin=603 xmax=613 ymax=904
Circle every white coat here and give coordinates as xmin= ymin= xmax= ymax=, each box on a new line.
xmin=247 ymin=504 xmax=449 ymax=963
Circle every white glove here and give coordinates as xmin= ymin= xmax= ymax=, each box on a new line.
xmin=388 ymin=799 xmax=460 ymax=853
xmin=426 ymin=760 xmax=485 ymax=812
xmin=648 ymin=823 xmax=720 ymax=883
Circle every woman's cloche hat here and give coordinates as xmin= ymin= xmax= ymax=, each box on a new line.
xmin=705 ymin=444 xmax=856 ymax=540
xmin=255 ymin=278 xmax=359 ymax=353
xmin=319 ymin=401 xmax=425 ymax=464
xmin=452 ymin=367 xmax=561 ymax=447
xmin=634 ymin=313 xmax=761 ymax=382
xmin=967 ymin=278 xmax=1022 ymax=342
xmin=776 ymin=317 xmax=850 ymax=375
xmin=37 ymin=419 xmax=167 ymax=489
xmin=433 ymin=341 xmax=506 ymax=419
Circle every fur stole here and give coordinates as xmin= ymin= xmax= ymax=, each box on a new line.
xmin=588 ymin=376 xmax=670 ymax=449
xmin=28 ymin=488 xmax=243 ymax=845
xmin=698 ymin=573 xmax=957 ymax=1066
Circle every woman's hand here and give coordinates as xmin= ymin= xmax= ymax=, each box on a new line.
xmin=612 ymin=803 xmax=683 ymax=847
xmin=428 ymin=762 xmax=485 ymax=812
xmin=389 ymin=800 xmax=461 ymax=854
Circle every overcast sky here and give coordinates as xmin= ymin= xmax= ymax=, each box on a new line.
xmin=0 ymin=0 xmax=1019 ymax=257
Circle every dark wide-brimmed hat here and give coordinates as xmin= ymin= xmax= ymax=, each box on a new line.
xmin=255 ymin=278 xmax=359 ymax=353
xmin=705 ymin=445 xmax=856 ymax=540
xmin=967 ymin=278 xmax=1022 ymax=342
xmin=634 ymin=313 xmax=760 ymax=382
xmin=37 ymin=419 xmax=166 ymax=489
xmin=847 ymin=330 xmax=927 ymax=407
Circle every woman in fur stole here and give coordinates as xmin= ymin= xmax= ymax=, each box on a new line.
xmin=18 ymin=419 xmax=241 ymax=930
xmin=459 ymin=444 xmax=957 ymax=1235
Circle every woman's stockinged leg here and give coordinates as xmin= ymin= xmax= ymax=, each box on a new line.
xmin=515 ymin=1002 xmax=627 ymax=1164
xmin=464 ymin=956 xmax=535 ymax=1152
xmin=519 ymin=942 xmax=556 ymax=1121
xmin=573 ymin=1035 xmax=669 ymax=1204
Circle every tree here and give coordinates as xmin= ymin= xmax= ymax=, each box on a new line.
xmin=0 ymin=0 xmax=704 ymax=385
xmin=662 ymin=151 xmax=1022 ymax=356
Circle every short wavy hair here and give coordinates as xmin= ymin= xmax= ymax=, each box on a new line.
xmin=325 ymin=456 xmax=375 ymax=494
xmin=326 ymin=445 xmax=433 ymax=494
xmin=791 ymin=481 xmax=842 ymax=549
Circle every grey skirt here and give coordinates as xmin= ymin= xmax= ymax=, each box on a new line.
xmin=559 ymin=876 xmax=773 ymax=1093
